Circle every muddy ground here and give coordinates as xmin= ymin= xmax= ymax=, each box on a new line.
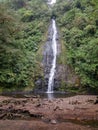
xmin=0 ymin=95 xmax=98 ymax=130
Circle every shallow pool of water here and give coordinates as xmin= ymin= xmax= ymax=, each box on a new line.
xmin=0 ymin=90 xmax=75 ymax=99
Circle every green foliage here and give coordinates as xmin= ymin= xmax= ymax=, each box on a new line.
xmin=55 ymin=0 xmax=98 ymax=91
xmin=84 ymin=25 xmax=96 ymax=35
xmin=0 ymin=0 xmax=50 ymax=90
xmin=10 ymin=0 xmax=26 ymax=10
xmin=1 ymin=0 xmax=98 ymax=93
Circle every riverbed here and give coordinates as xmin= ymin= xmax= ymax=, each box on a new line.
xmin=0 ymin=95 xmax=98 ymax=130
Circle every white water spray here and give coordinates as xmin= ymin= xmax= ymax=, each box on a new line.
xmin=47 ymin=19 xmax=57 ymax=93
xmin=49 ymin=0 xmax=56 ymax=5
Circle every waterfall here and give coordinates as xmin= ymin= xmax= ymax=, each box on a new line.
xmin=47 ymin=19 xmax=57 ymax=93
xmin=48 ymin=0 xmax=56 ymax=5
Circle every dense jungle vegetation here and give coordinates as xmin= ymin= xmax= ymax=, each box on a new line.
xmin=54 ymin=0 xmax=98 ymax=92
xmin=0 ymin=0 xmax=50 ymax=90
xmin=0 ymin=0 xmax=98 ymax=93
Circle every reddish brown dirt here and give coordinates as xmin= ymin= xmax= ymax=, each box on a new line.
xmin=0 ymin=95 xmax=98 ymax=130
xmin=0 ymin=120 xmax=98 ymax=130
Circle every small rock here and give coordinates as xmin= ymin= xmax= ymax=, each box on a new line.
xmin=54 ymin=106 xmax=59 ymax=111
xmin=59 ymin=107 xmax=63 ymax=110
xmin=48 ymin=100 xmax=52 ymax=103
xmin=0 ymin=104 xmax=2 ymax=107
xmin=51 ymin=119 xmax=57 ymax=124
xmin=35 ymin=103 xmax=41 ymax=107
xmin=87 ymin=99 xmax=94 ymax=103
xmin=94 ymin=99 xmax=98 ymax=104
xmin=70 ymin=100 xmax=81 ymax=105
xmin=42 ymin=117 xmax=51 ymax=123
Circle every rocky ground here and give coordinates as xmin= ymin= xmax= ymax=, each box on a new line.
xmin=0 ymin=95 xmax=98 ymax=130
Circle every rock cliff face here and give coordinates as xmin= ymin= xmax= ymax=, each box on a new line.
xmin=35 ymin=20 xmax=79 ymax=92
xmin=42 ymin=20 xmax=59 ymax=91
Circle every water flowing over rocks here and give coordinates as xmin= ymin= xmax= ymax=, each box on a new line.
xmin=35 ymin=21 xmax=78 ymax=92
xmin=34 ymin=0 xmax=79 ymax=92
xmin=42 ymin=20 xmax=60 ymax=91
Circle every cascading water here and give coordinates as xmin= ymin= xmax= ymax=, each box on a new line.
xmin=48 ymin=0 xmax=56 ymax=5
xmin=47 ymin=19 xmax=57 ymax=93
